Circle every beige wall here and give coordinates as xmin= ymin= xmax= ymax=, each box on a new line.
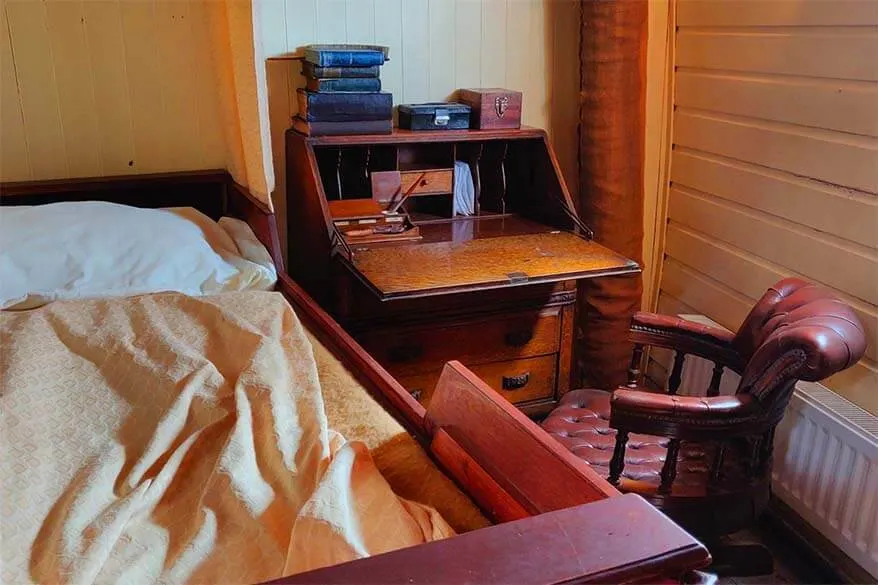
xmin=0 ymin=0 xmax=230 ymax=181
xmin=656 ymin=0 xmax=878 ymax=413
xmin=259 ymin=0 xmax=582 ymax=256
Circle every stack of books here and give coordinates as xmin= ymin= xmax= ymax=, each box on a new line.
xmin=292 ymin=44 xmax=392 ymax=136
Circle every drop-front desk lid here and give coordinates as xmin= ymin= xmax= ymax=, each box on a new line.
xmin=339 ymin=223 xmax=640 ymax=300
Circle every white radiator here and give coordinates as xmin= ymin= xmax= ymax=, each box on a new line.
xmin=656 ymin=315 xmax=878 ymax=579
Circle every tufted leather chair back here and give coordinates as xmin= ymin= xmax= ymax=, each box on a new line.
xmin=732 ymin=278 xmax=866 ymax=412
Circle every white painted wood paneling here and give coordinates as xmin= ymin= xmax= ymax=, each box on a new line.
xmin=676 ymin=29 xmax=878 ymax=82
xmin=80 ymin=0 xmax=136 ymax=175
xmin=674 ymin=110 xmax=878 ymax=194
xmin=672 ymin=149 xmax=877 ymax=249
xmin=5 ymin=0 xmax=68 ymax=179
xmin=662 ymin=0 xmax=878 ymax=415
xmin=668 ymin=186 xmax=878 ymax=305
xmin=45 ymin=1 xmax=101 ymax=177
xmin=1 ymin=3 xmax=31 ymax=178
xmin=677 ymin=0 xmax=878 ymax=27
xmin=675 ymin=71 xmax=878 ymax=137
xmin=0 ymin=0 xmax=228 ymax=181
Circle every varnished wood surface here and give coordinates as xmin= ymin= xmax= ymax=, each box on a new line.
xmin=429 ymin=429 xmax=530 ymax=524
xmin=427 ymin=362 xmax=619 ymax=511
xmin=342 ymin=278 xmax=575 ymax=329
xmin=266 ymin=494 xmax=710 ymax=585
xmin=400 ymin=168 xmax=453 ymax=196
xmin=399 ymin=354 xmax=558 ymax=407
xmin=296 ymin=125 xmax=547 ymax=146
xmin=347 ymin=231 xmax=640 ymax=299
xmin=357 ymin=307 xmax=561 ymax=377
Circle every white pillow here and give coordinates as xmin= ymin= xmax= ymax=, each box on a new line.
xmin=0 ymin=201 xmax=277 ymax=310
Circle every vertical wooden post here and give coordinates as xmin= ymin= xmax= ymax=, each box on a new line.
xmin=608 ymin=430 xmax=630 ymax=485
xmin=627 ymin=344 xmax=644 ymax=387
xmin=659 ymin=439 xmax=681 ymax=493
xmin=707 ymin=362 xmax=724 ymax=397
xmin=668 ymin=351 xmax=686 ymax=395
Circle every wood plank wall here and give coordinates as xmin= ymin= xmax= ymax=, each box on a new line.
xmin=656 ymin=0 xmax=878 ymax=414
xmin=259 ymin=0 xmax=582 ymax=258
xmin=0 ymin=0 xmax=228 ymax=181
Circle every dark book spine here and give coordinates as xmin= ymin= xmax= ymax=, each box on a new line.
xmin=304 ymin=49 xmax=385 ymax=67
xmin=305 ymin=77 xmax=382 ymax=92
xmin=292 ymin=116 xmax=392 ymax=136
xmin=297 ymin=90 xmax=392 ymax=122
xmin=302 ymin=62 xmax=380 ymax=79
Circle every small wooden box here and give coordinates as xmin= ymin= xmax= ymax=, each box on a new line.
xmin=458 ymin=88 xmax=522 ymax=130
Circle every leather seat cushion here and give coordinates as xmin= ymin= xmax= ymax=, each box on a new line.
xmin=542 ymin=389 xmax=719 ymax=489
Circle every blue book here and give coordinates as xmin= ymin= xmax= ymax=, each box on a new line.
xmin=305 ymin=77 xmax=381 ymax=93
xmin=303 ymin=44 xmax=388 ymax=67
xmin=302 ymin=62 xmax=380 ymax=79
xmin=297 ymin=90 xmax=392 ymax=122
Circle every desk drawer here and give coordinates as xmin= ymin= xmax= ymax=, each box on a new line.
xmin=400 ymin=168 xmax=453 ymax=195
xmin=358 ymin=308 xmax=561 ymax=377
xmin=399 ymin=355 xmax=557 ymax=406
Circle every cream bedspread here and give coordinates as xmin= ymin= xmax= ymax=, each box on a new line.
xmin=0 ymin=292 xmax=453 ymax=585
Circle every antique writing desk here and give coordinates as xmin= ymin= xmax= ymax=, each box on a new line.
xmin=286 ymin=127 xmax=639 ymax=416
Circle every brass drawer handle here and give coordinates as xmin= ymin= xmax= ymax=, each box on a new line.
xmin=387 ymin=344 xmax=423 ymax=363
xmin=504 ymin=329 xmax=534 ymax=347
xmin=502 ymin=372 xmax=530 ymax=390
xmin=410 ymin=388 xmax=423 ymax=401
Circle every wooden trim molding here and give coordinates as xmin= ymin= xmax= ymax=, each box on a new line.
xmin=266 ymin=494 xmax=710 ymax=585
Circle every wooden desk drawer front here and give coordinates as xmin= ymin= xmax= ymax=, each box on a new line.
xmin=400 ymin=169 xmax=453 ymax=195
xmin=358 ymin=309 xmax=561 ymax=377
xmin=399 ymin=355 xmax=556 ymax=406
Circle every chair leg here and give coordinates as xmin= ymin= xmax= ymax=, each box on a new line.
xmin=705 ymin=540 xmax=774 ymax=577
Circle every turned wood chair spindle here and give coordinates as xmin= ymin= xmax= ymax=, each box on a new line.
xmin=667 ymin=351 xmax=686 ymax=395
xmin=608 ymin=430 xmax=629 ymax=486
xmin=707 ymin=362 xmax=724 ymax=397
xmin=627 ymin=344 xmax=644 ymax=388
xmin=659 ymin=439 xmax=682 ymax=493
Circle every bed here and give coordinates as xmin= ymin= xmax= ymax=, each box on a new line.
xmin=0 ymin=170 xmax=710 ymax=584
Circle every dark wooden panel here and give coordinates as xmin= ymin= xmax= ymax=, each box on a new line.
xmin=301 ymin=126 xmax=548 ymax=146
xmin=0 ymin=169 xmax=229 ymax=219
xmin=426 ymin=361 xmax=619 ymax=512
xmin=265 ymin=494 xmax=710 ymax=585
xmin=430 ymin=429 xmax=530 ymax=524
xmin=399 ymin=354 xmax=558 ymax=406
xmin=358 ymin=307 xmax=561 ymax=376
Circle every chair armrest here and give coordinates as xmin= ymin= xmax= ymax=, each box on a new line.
xmin=630 ymin=312 xmax=743 ymax=371
xmin=610 ymin=388 xmax=761 ymax=441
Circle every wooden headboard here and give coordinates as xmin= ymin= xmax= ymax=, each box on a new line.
xmin=0 ymin=170 xmax=284 ymax=272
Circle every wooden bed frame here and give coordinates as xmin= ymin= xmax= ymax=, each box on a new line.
xmin=0 ymin=170 xmax=711 ymax=584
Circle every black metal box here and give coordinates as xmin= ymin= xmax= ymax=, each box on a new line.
xmin=397 ymin=102 xmax=471 ymax=131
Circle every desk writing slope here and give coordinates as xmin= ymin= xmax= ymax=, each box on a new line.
xmin=346 ymin=231 xmax=639 ymax=299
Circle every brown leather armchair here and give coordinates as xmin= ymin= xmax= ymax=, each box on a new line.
xmin=542 ymin=278 xmax=867 ymax=573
